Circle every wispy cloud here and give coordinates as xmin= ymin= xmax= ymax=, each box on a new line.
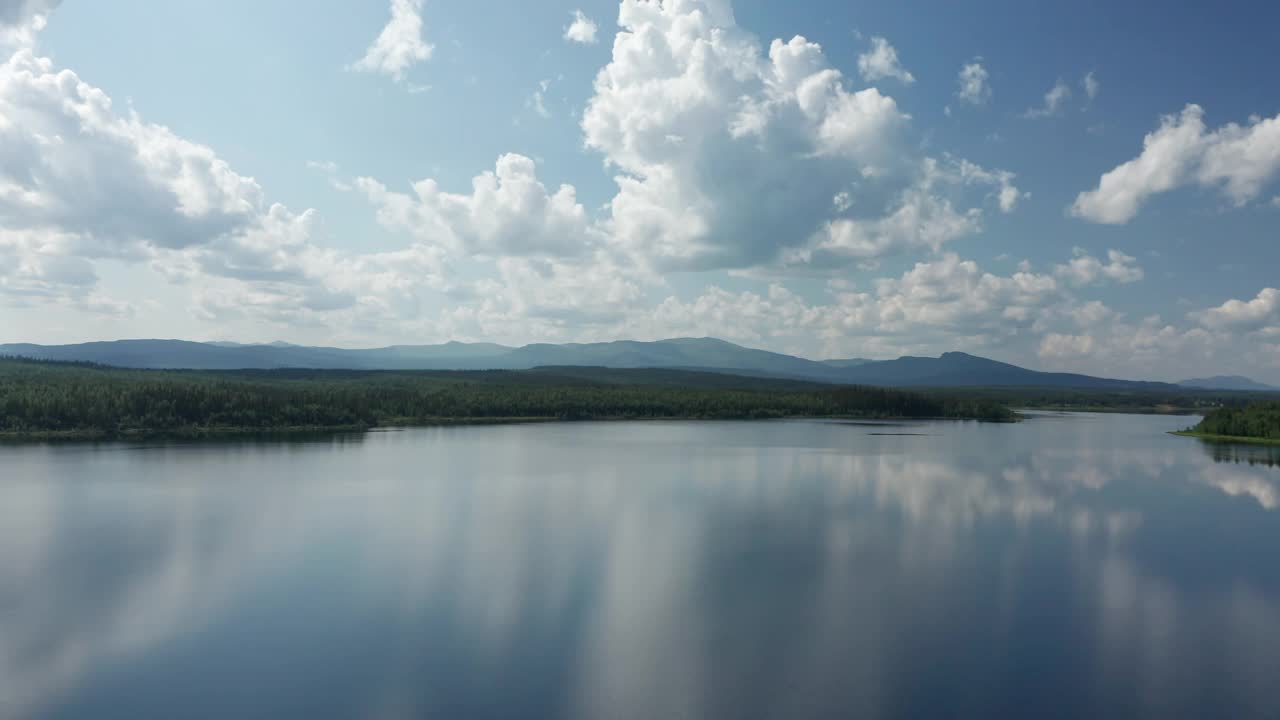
xmin=350 ymin=0 xmax=433 ymax=82
xmin=1023 ymin=79 xmax=1071 ymax=118
xmin=564 ymin=10 xmax=598 ymax=44
xmin=957 ymin=60 xmax=991 ymax=105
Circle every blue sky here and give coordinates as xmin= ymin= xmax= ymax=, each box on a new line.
xmin=1 ymin=0 xmax=1278 ymax=382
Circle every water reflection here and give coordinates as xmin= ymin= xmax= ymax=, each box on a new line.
xmin=1200 ymin=440 xmax=1280 ymax=469
xmin=1 ymin=416 xmax=1279 ymax=719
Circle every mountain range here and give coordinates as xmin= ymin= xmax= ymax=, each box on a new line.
xmin=1177 ymin=375 xmax=1279 ymax=392
xmin=4 ymin=337 xmax=1251 ymax=391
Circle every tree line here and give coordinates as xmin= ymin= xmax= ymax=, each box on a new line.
xmin=0 ymin=358 xmax=1013 ymax=437
xmin=1190 ymin=402 xmax=1280 ymax=441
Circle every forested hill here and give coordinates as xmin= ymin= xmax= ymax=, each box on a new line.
xmin=0 ymin=358 xmax=1014 ymax=439
xmin=1185 ymin=402 xmax=1280 ymax=443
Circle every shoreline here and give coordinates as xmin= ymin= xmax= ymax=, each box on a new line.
xmin=1015 ymin=405 xmax=1201 ymax=415
xmin=0 ymin=413 xmax=1014 ymax=443
xmin=1169 ymin=430 xmax=1280 ymax=446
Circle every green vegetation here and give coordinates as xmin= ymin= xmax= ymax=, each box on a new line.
xmin=0 ymin=357 xmax=1013 ymax=439
xmin=931 ymin=386 xmax=1276 ymax=414
xmin=1176 ymin=402 xmax=1280 ymax=445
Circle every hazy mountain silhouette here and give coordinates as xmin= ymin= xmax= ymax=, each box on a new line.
xmin=1179 ymin=375 xmax=1278 ymax=391
xmin=0 ymin=337 xmax=1191 ymax=389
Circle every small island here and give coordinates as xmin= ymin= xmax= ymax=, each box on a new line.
xmin=0 ymin=357 xmax=1014 ymax=440
xmin=1174 ymin=402 xmax=1280 ymax=445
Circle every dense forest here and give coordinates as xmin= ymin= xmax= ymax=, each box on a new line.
xmin=938 ymin=386 xmax=1275 ymax=414
xmin=0 ymin=358 xmax=1013 ymax=438
xmin=1186 ymin=402 xmax=1280 ymax=442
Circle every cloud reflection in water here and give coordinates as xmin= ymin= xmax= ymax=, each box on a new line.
xmin=1 ymin=416 xmax=1278 ymax=719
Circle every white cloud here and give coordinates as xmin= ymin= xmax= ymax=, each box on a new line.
xmin=0 ymin=1 xmax=1028 ymax=353
xmin=1199 ymin=112 xmax=1280 ymax=203
xmin=7 ymin=0 xmax=1280 ymax=384
xmin=857 ymin=36 xmax=914 ymax=85
xmin=1072 ymin=104 xmax=1280 ymax=223
xmin=1039 ymin=333 xmax=1096 ymax=358
xmin=1191 ymin=288 xmax=1279 ymax=330
xmin=1053 ymin=248 xmax=1143 ymax=286
xmin=957 ymin=60 xmax=991 ymax=105
xmin=581 ymin=6 xmax=913 ymax=271
xmin=351 ymin=0 xmax=433 ymax=82
xmin=782 ymin=156 xmax=1024 ymax=270
xmin=0 ymin=0 xmax=58 ymax=49
xmin=951 ymin=157 xmax=1026 ymax=212
xmin=0 ymin=51 xmax=263 ymax=254
xmin=1037 ymin=315 xmax=1215 ymax=375
xmin=1023 ymin=78 xmax=1071 ymax=118
xmin=1063 ymin=300 xmax=1116 ymax=328
xmin=305 ymin=160 xmax=353 ymax=191
xmin=0 ymin=227 xmax=115 ymax=312
xmin=632 ymin=252 xmax=1077 ymax=358
xmin=794 ymin=194 xmax=980 ymax=267
xmin=1082 ymin=71 xmax=1099 ymax=101
xmin=358 ymin=153 xmax=597 ymax=259
xmin=0 ymin=47 xmax=456 ymax=333
xmin=577 ymin=2 xmax=1019 ymax=274
xmin=564 ymin=9 xmax=599 ymax=44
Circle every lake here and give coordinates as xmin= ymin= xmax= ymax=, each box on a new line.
xmin=2 ymin=413 xmax=1279 ymax=719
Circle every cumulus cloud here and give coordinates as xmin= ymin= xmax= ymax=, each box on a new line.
xmin=1053 ymin=248 xmax=1143 ymax=286
xmin=0 ymin=51 xmax=264 ymax=254
xmin=1039 ymin=333 xmax=1095 ymax=358
xmin=1037 ymin=315 xmax=1214 ymax=372
xmin=857 ymin=36 xmax=914 ymax=85
xmin=0 ymin=227 xmax=118 ymax=313
xmin=2 ymin=0 xmax=1023 ymax=350
xmin=1191 ymin=288 xmax=1279 ymax=330
xmin=632 ymin=252 xmax=1080 ymax=357
xmin=1023 ymin=78 xmax=1071 ymax=118
xmin=583 ymin=5 xmax=905 ymax=270
xmin=957 ymin=60 xmax=991 ymax=105
xmin=0 ymin=47 xmax=455 ymax=332
xmin=781 ymin=156 xmax=1025 ymax=270
xmin=7 ymin=0 xmax=1280 ymax=384
xmin=564 ymin=9 xmax=598 ymax=44
xmin=1072 ymin=104 xmax=1280 ymax=223
xmin=358 ymin=154 xmax=597 ymax=259
xmin=576 ymin=1 xmax=1019 ymax=273
xmin=630 ymin=247 xmax=1270 ymax=379
xmin=351 ymin=0 xmax=433 ymax=82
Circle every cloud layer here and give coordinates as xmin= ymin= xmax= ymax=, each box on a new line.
xmin=1 ymin=0 xmax=1278 ymax=383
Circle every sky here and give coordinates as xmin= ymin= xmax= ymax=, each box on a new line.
xmin=1 ymin=0 xmax=1278 ymax=382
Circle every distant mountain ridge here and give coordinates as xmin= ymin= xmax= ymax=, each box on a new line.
xmin=0 ymin=337 xmax=1224 ymax=390
xmin=1179 ymin=375 xmax=1278 ymax=391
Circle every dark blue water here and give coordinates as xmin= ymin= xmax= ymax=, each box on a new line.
xmin=2 ymin=414 xmax=1278 ymax=719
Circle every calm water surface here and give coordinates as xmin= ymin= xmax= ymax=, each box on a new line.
xmin=2 ymin=413 xmax=1279 ymax=719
